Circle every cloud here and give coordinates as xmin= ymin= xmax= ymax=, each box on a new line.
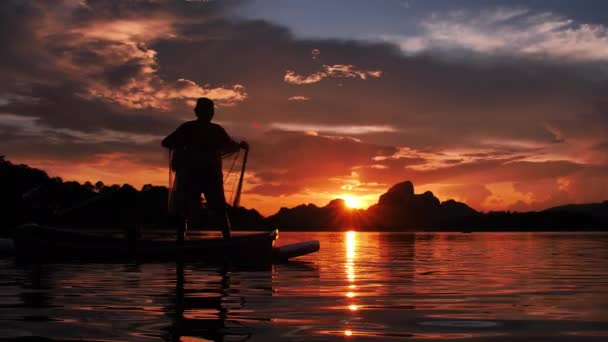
xmin=373 ymin=145 xmax=533 ymax=172
xmin=0 ymin=112 xmax=165 ymax=170
xmin=19 ymin=152 xmax=169 ymax=189
xmin=0 ymin=1 xmax=247 ymax=112
xmin=52 ymin=17 xmax=247 ymax=109
xmin=383 ymin=8 xmax=608 ymax=63
xmin=245 ymin=130 xmax=397 ymax=197
xmin=0 ymin=112 xmax=161 ymax=145
xmin=287 ymin=96 xmax=310 ymax=101
xmin=284 ymin=64 xmax=382 ymax=85
xmin=438 ymin=183 xmax=493 ymax=209
xmin=506 ymin=165 xmax=608 ymax=211
xmin=0 ymin=113 xmax=40 ymax=135
xmin=268 ymin=122 xmax=398 ymax=135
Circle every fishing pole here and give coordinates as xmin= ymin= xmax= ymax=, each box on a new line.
xmin=232 ymin=145 xmax=249 ymax=208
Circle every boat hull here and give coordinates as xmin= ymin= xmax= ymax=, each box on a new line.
xmin=11 ymin=224 xmax=318 ymax=263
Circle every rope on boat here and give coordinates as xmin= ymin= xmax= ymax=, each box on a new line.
xmin=168 ymin=149 xmax=174 ymax=210
xmin=223 ymin=150 xmax=241 ymax=206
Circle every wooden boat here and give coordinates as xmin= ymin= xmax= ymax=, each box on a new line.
xmin=8 ymin=147 xmax=322 ymax=263
xmin=11 ymin=224 xmax=319 ymax=263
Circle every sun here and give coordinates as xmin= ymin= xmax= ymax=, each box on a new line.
xmin=342 ymin=195 xmax=362 ymax=209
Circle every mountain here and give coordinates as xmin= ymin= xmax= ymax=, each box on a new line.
xmin=266 ymin=199 xmax=359 ymax=230
xmin=265 ymin=181 xmax=479 ymax=230
xmin=263 ymin=180 xmax=608 ymax=231
xmin=544 ymin=202 xmax=608 ymax=218
xmin=365 ymin=181 xmax=479 ymax=229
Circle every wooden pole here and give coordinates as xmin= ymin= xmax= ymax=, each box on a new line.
xmin=233 ymin=146 xmax=249 ymax=208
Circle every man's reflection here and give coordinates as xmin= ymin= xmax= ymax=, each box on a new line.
xmin=167 ymin=261 xmax=252 ymax=342
xmin=20 ymin=264 xmax=55 ymax=313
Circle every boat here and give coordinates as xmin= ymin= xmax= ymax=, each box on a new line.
xmin=7 ymin=145 xmax=321 ymax=263
xmin=10 ymin=224 xmax=320 ymax=263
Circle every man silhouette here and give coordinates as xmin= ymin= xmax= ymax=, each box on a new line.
xmin=162 ymin=97 xmax=248 ymax=242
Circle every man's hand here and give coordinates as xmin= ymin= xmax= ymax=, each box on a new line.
xmin=239 ymin=141 xmax=249 ymax=150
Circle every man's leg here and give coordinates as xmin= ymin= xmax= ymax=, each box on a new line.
xmin=173 ymin=172 xmax=188 ymax=245
xmin=180 ymin=196 xmax=198 ymax=244
xmin=175 ymin=170 xmax=199 ymax=244
xmin=204 ymin=178 xmax=231 ymax=239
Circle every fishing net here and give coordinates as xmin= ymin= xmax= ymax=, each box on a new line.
xmin=167 ymin=150 xmax=245 ymax=213
xmin=222 ymin=150 xmax=243 ymax=206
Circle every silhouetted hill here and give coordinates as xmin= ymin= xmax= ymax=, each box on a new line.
xmin=266 ymin=181 xmax=479 ymax=230
xmin=0 ymin=156 xmax=264 ymax=233
xmin=366 ymin=181 xmax=479 ymax=229
xmin=266 ymin=199 xmax=360 ymax=230
xmin=544 ymin=201 xmax=608 ymax=218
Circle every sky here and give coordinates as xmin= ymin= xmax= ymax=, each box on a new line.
xmin=1 ymin=0 xmax=607 ymax=215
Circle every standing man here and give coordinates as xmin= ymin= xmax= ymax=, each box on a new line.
xmin=162 ymin=97 xmax=248 ymax=242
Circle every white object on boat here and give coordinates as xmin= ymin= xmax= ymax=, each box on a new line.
xmin=274 ymin=240 xmax=320 ymax=261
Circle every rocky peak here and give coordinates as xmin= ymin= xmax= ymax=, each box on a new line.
xmin=378 ymin=180 xmax=415 ymax=206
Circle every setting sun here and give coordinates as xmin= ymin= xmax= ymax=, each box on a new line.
xmin=342 ymin=195 xmax=363 ymax=209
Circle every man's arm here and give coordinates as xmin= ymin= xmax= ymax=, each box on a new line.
xmin=218 ymin=125 xmax=247 ymax=154
xmin=161 ymin=124 xmax=187 ymax=149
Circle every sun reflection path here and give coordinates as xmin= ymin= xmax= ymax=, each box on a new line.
xmin=346 ymin=231 xmax=356 ymax=259
xmin=344 ymin=231 xmax=359 ymax=337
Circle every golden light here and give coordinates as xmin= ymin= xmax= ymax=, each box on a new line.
xmin=345 ymin=231 xmax=356 ymax=281
xmin=344 ymin=231 xmax=359 ymax=335
xmin=346 ymin=231 xmax=356 ymax=260
xmin=342 ymin=195 xmax=363 ymax=209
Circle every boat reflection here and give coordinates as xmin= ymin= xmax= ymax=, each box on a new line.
xmin=21 ymin=264 xmax=55 ymax=311
xmin=167 ymin=260 xmax=320 ymax=342
xmin=8 ymin=253 xmax=320 ymax=342
xmin=166 ymin=261 xmax=261 ymax=341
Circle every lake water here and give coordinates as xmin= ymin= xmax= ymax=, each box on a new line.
xmin=1 ymin=231 xmax=608 ymax=341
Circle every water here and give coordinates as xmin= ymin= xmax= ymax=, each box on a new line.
xmin=1 ymin=232 xmax=608 ymax=341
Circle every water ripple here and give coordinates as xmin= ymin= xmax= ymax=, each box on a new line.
xmin=0 ymin=232 xmax=607 ymax=341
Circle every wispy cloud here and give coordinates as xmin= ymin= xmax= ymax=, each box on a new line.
xmin=268 ymin=122 xmax=397 ymax=135
xmin=382 ymin=8 xmax=608 ymax=62
xmin=0 ymin=113 xmax=161 ymax=144
xmin=287 ymin=96 xmax=310 ymax=101
xmin=373 ymin=145 xmax=532 ymax=171
xmin=284 ymin=64 xmax=382 ymax=85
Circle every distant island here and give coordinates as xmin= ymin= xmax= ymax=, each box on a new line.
xmin=1 ymin=156 xmax=607 ymax=233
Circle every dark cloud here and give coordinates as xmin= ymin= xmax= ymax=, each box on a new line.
xmin=2 ymin=83 xmax=175 ymax=134
xmin=408 ymin=160 xmax=585 ymax=185
xmin=154 ymin=16 xmax=605 ymax=151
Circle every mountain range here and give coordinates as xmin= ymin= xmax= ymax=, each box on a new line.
xmin=265 ymin=181 xmax=608 ymax=231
